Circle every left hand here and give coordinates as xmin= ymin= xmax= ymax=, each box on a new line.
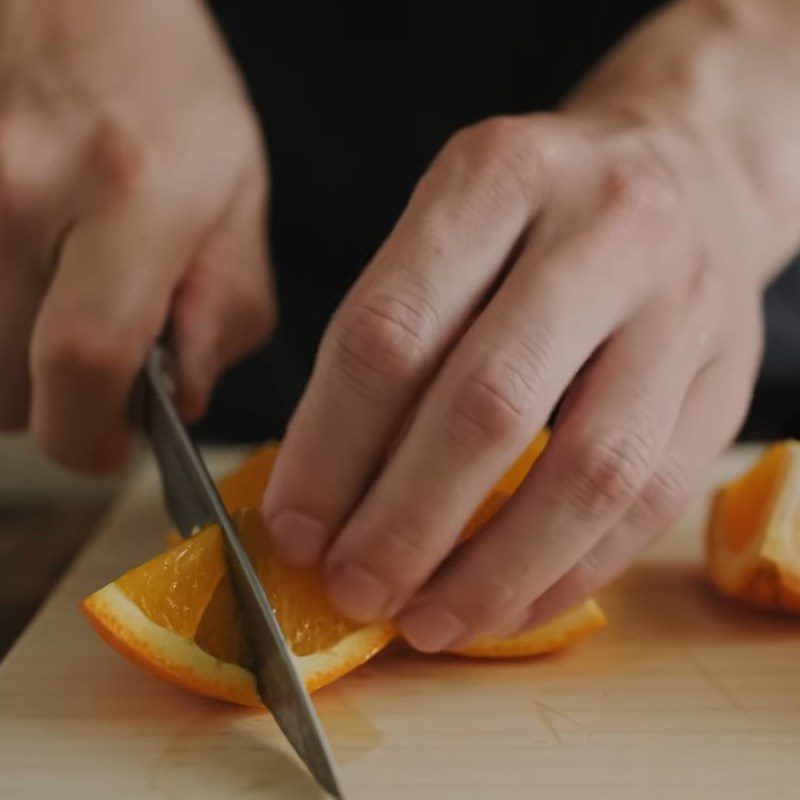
xmin=262 ymin=1 xmax=800 ymax=651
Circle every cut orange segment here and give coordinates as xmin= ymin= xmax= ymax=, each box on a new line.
xmin=454 ymin=429 xmax=607 ymax=658
xmin=450 ymin=599 xmax=606 ymax=658
xmin=83 ymin=509 xmax=396 ymax=707
xmin=83 ymin=429 xmax=605 ymax=707
xmin=707 ymin=441 xmax=800 ymax=612
xmin=164 ymin=441 xmax=280 ymax=549
xmin=216 ymin=441 xmax=281 ymax=511
xmin=461 ymin=429 xmax=550 ymax=541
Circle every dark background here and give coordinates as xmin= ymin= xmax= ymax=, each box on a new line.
xmin=196 ymin=3 xmax=800 ymax=444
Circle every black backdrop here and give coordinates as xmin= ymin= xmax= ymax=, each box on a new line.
xmin=194 ymin=3 xmax=800 ymax=442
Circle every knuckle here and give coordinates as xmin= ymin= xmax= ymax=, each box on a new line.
xmin=441 ymin=116 xmax=544 ymax=212
xmin=0 ymin=125 xmax=38 ymax=224
xmin=687 ymin=251 xmax=726 ymax=319
xmin=32 ymin=321 xmax=140 ymax=386
xmin=328 ymin=290 xmax=436 ymax=396
xmin=445 ymin=333 xmax=550 ymax=453
xmin=565 ymin=429 xmax=656 ymax=516
xmin=638 ymin=458 xmax=689 ymax=524
xmin=447 ymin=362 xmax=537 ymax=452
xmin=88 ymin=113 xmax=149 ymax=200
xmin=602 ymin=159 xmax=681 ymax=228
xmin=457 ymin=116 xmax=533 ymax=159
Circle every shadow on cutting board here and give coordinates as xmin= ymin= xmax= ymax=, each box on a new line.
xmin=150 ymin=707 xmax=326 ymax=799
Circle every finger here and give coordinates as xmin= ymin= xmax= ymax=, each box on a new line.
xmin=323 ymin=193 xmax=664 ymax=626
xmin=172 ymin=174 xmax=276 ymax=422
xmin=29 ymin=200 xmax=190 ymax=473
xmin=395 ymin=281 xmax=715 ymax=651
xmin=507 ymin=321 xmax=761 ymax=633
xmin=262 ymin=119 xmax=542 ymax=565
xmin=0 ymin=111 xmax=81 ymax=429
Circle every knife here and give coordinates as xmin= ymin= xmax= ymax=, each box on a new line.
xmin=135 ymin=344 xmax=344 ymax=799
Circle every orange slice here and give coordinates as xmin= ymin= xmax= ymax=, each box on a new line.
xmin=450 ymin=599 xmax=606 ymax=658
xmin=83 ymin=509 xmax=396 ymax=707
xmin=461 ymin=429 xmax=550 ymax=540
xmin=707 ymin=440 xmax=800 ymax=612
xmin=164 ymin=441 xmax=280 ymax=549
xmin=82 ymin=430 xmax=605 ymax=707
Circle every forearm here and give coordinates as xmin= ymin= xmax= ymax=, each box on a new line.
xmin=567 ymin=0 xmax=800 ymax=274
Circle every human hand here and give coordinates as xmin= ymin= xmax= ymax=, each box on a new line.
xmin=0 ymin=0 xmax=274 ymax=471
xmin=262 ymin=0 xmax=800 ymax=650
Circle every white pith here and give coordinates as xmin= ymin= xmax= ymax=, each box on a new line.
xmin=85 ymin=583 xmax=391 ymax=700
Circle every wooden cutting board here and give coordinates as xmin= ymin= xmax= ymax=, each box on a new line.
xmin=2 ymin=445 xmax=800 ymax=799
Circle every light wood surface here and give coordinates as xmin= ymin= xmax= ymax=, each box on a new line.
xmin=2 ymin=445 xmax=800 ymax=799
xmin=0 ymin=433 xmax=122 ymax=504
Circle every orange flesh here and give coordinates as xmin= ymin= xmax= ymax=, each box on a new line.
xmin=84 ymin=428 xmax=606 ymax=707
xmin=228 ymin=509 xmax=358 ymax=659
xmin=494 ymin=429 xmax=549 ymax=496
xmin=120 ymin=511 xmax=359 ymax=665
xmin=216 ymin=442 xmax=280 ymax=511
xmin=117 ymin=526 xmax=227 ymax=637
xmin=462 ymin=429 xmax=550 ymax=541
xmin=151 ymin=431 xmax=551 ymax=661
xmin=717 ymin=443 xmax=790 ymax=553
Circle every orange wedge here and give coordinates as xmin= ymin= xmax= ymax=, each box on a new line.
xmin=163 ymin=441 xmax=281 ymax=549
xmin=450 ymin=599 xmax=606 ymax=658
xmin=82 ymin=430 xmax=605 ymax=707
xmin=83 ymin=508 xmax=395 ymax=707
xmin=460 ymin=429 xmax=550 ymax=541
xmin=707 ymin=440 xmax=800 ymax=612
xmin=453 ymin=430 xmax=606 ymax=655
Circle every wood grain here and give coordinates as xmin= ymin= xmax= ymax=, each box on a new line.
xmin=2 ymin=445 xmax=800 ymax=799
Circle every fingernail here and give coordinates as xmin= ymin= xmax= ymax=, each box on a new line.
xmin=400 ymin=605 xmax=467 ymax=652
xmin=326 ymin=562 xmax=389 ymax=622
xmin=266 ymin=509 xmax=329 ymax=567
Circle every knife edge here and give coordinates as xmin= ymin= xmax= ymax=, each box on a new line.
xmin=138 ymin=345 xmax=344 ymax=799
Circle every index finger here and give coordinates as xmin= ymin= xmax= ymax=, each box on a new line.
xmin=321 ymin=213 xmax=647 ymax=625
xmin=30 ymin=200 xmax=190 ymax=472
xmin=261 ymin=120 xmax=540 ymax=566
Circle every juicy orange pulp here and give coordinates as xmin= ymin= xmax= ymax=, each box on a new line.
xmin=716 ymin=442 xmax=790 ymax=553
xmin=707 ymin=440 xmax=800 ymax=613
xmin=83 ymin=430 xmax=607 ymax=707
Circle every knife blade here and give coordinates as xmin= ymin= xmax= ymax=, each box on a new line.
xmin=135 ymin=344 xmax=344 ymax=799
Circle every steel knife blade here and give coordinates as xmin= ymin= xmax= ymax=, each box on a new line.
xmin=135 ymin=344 xmax=344 ymax=799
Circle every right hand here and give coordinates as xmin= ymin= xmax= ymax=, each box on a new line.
xmin=0 ymin=0 xmax=276 ymax=472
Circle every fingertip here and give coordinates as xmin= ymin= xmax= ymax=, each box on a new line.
xmin=174 ymin=377 xmax=212 ymax=424
xmin=264 ymin=508 xmax=329 ymax=568
xmin=325 ymin=561 xmax=389 ymax=623
xmin=398 ymin=603 xmax=468 ymax=653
